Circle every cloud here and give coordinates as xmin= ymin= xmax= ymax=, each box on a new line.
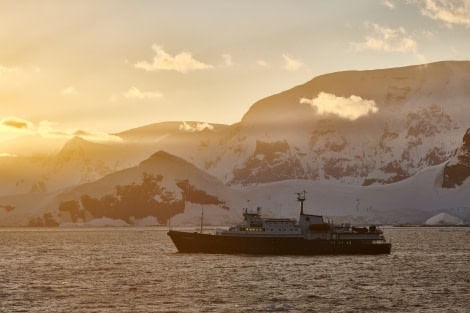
xmin=0 ymin=153 xmax=17 ymax=157
xmin=414 ymin=0 xmax=470 ymax=28
xmin=383 ymin=0 xmax=396 ymax=9
xmin=61 ymin=86 xmax=78 ymax=96
xmin=179 ymin=121 xmax=214 ymax=132
xmin=0 ymin=117 xmax=35 ymax=142
xmin=420 ymin=29 xmax=435 ymax=39
xmin=0 ymin=116 xmax=34 ymax=131
xmin=0 ymin=65 xmax=20 ymax=74
xmin=0 ymin=118 xmax=122 ymax=143
xmin=72 ymin=130 xmax=123 ymax=142
xmin=222 ymin=54 xmax=233 ymax=67
xmin=282 ymin=54 xmax=303 ymax=71
xmin=257 ymin=60 xmax=270 ymax=68
xmin=352 ymin=23 xmax=417 ymax=53
xmin=135 ymin=45 xmax=213 ymax=73
xmin=300 ymin=92 xmax=379 ymax=120
xmin=123 ymin=86 xmax=163 ymax=99
xmin=37 ymin=121 xmax=122 ymax=142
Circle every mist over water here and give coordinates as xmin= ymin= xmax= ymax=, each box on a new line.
xmin=1 ymin=227 xmax=469 ymax=312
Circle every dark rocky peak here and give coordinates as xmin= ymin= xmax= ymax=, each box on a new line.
xmin=463 ymin=128 xmax=470 ymax=146
xmin=442 ymin=128 xmax=470 ymax=188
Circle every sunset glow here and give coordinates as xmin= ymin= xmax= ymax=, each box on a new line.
xmin=1 ymin=0 xmax=470 ymax=142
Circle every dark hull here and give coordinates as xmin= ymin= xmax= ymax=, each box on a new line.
xmin=167 ymin=230 xmax=391 ymax=255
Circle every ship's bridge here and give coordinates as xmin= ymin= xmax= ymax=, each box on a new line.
xmin=299 ymin=214 xmax=325 ymax=228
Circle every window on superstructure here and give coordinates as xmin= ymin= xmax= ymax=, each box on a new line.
xmin=241 ymin=227 xmax=265 ymax=232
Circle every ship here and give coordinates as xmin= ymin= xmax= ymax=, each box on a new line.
xmin=167 ymin=191 xmax=391 ymax=255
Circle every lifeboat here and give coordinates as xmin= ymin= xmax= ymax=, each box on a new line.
xmin=309 ymin=223 xmax=330 ymax=232
xmin=352 ymin=226 xmax=368 ymax=233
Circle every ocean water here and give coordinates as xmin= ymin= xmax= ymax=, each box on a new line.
xmin=0 ymin=227 xmax=469 ymax=313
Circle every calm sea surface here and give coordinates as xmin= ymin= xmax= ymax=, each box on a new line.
xmin=0 ymin=227 xmax=469 ymax=313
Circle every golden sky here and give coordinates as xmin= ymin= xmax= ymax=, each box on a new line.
xmin=1 ymin=0 xmax=470 ymax=143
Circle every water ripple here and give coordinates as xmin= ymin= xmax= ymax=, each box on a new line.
xmin=0 ymin=227 xmax=468 ymax=312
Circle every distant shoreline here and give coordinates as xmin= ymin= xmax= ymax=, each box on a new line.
xmin=394 ymin=224 xmax=470 ymax=227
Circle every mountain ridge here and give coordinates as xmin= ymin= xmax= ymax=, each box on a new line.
xmin=1 ymin=60 xmax=469 ymax=226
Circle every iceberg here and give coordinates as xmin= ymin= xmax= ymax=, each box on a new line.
xmin=424 ymin=213 xmax=464 ymax=226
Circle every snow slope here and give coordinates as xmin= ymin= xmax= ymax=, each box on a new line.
xmin=1 ymin=152 xmax=468 ymax=226
xmin=425 ymin=213 xmax=464 ymax=226
xmin=227 ymin=163 xmax=469 ymax=226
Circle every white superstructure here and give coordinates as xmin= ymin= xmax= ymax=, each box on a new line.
xmin=216 ymin=191 xmax=387 ymax=242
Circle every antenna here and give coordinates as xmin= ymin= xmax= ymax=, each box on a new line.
xmin=296 ymin=191 xmax=307 ymax=215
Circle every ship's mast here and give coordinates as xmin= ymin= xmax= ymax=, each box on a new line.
xmin=200 ymin=207 xmax=204 ymax=234
xmin=297 ymin=191 xmax=306 ymax=215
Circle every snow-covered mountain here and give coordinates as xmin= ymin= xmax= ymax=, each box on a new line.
xmin=224 ymin=61 xmax=470 ymax=186
xmin=2 ymin=149 xmax=468 ymax=226
xmin=1 ymin=60 xmax=469 ymax=226
xmin=0 ymin=136 xmax=134 ymax=196
xmin=54 ymin=150 xmax=234 ymax=226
